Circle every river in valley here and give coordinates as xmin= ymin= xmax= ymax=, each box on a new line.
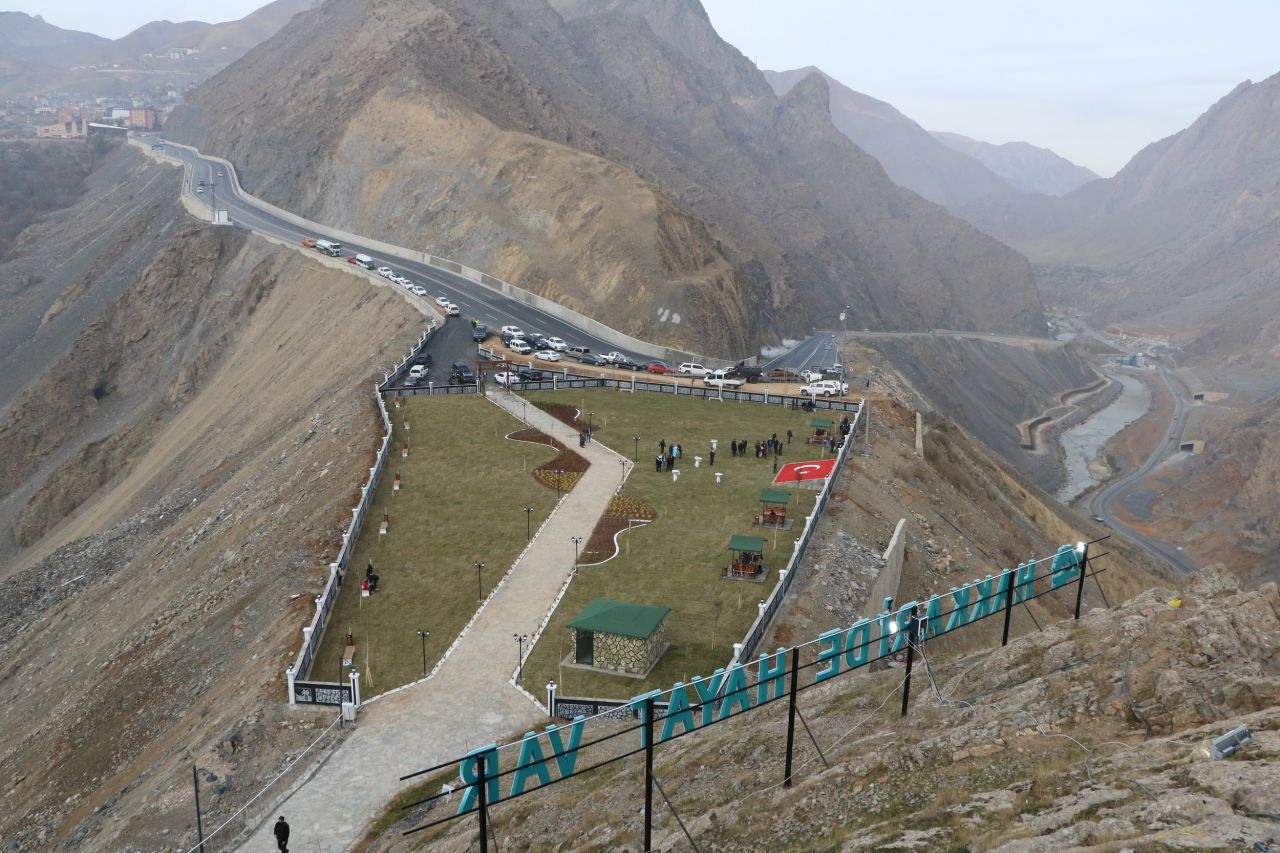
xmin=1057 ymin=372 xmax=1152 ymax=503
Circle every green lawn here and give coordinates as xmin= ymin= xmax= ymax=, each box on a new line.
xmin=516 ymin=389 xmax=835 ymax=700
xmin=311 ymin=396 xmax=559 ymax=694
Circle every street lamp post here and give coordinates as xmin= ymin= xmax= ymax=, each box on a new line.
xmin=587 ymin=411 xmax=594 ymax=438
xmin=513 ymin=633 xmax=528 ymax=680
xmin=554 ymin=468 xmax=564 ymax=501
xmin=633 ymin=434 xmax=640 ymax=462
xmin=523 ymin=505 xmax=533 ymax=542
xmin=571 ymin=536 xmax=583 ymax=573
xmin=416 ymin=629 xmax=430 ymax=677
xmin=474 ymin=561 xmax=486 ymax=603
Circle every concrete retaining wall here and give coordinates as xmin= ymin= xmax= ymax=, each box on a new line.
xmin=866 ymin=518 xmax=906 ymax=612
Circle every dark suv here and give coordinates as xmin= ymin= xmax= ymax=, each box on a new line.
xmin=472 ymin=324 xmax=488 ymax=343
xmin=516 ymin=366 xmax=544 ymax=382
xmin=449 ymin=362 xmax=476 ymax=384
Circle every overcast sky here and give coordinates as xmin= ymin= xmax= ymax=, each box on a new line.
xmin=15 ymin=0 xmax=1280 ymax=175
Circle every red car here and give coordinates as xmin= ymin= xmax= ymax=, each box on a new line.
xmin=346 ymin=255 xmax=358 ymax=264
xmin=645 ymin=362 xmax=674 ymax=375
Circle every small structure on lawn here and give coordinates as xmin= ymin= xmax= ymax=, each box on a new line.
xmin=757 ymin=488 xmax=790 ymax=527
xmin=567 ymin=599 xmax=670 ymax=676
xmin=725 ymin=534 xmax=766 ymax=581
xmin=809 ymin=417 xmax=834 ymax=444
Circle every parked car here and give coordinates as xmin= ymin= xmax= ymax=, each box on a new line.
xmin=446 ymin=303 xmax=460 ymax=316
xmin=436 ymin=296 xmax=451 ymax=307
xmin=800 ymin=380 xmax=849 ymax=397
xmin=500 ymin=325 xmax=525 ymax=338
xmin=579 ymin=354 xmax=607 ymax=366
xmin=508 ymin=339 xmax=533 ymax=354
xmin=678 ymin=362 xmax=709 ymax=376
xmin=472 ymin=323 xmax=488 ymax=343
xmin=492 ymin=371 xmax=516 ymax=387
xmin=703 ymin=370 xmax=745 ymax=388
xmin=601 ymin=351 xmax=624 ymax=364
xmin=800 ymin=368 xmax=825 ymax=384
xmin=566 ymin=345 xmax=592 ymax=359
xmin=646 ymin=362 xmax=674 ymax=375
xmin=394 ymin=276 xmax=411 ymax=286
xmin=376 ymin=267 xmax=394 ymax=278
xmin=516 ymin=366 xmax=544 ymax=382
xmin=612 ymin=355 xmax=641 ymax=370
xmin=301 ymin=238 xmax=317 ymax=249
xmin=346 ymin=255 xmax=358 ymax=264
xmin=546 ymin=337 xmax=568 ymax=351
xmin=527 ymin=333 xmax=551 ymax=349
xmin=195 ymin=186 xmax=204 ymax=193
xmin=402 ymin=374 xmax=420 ymax=388
xmin=450 ymin=362 xmax=475 ymax=384
xmin=534 ymin=349 xmax=561 ymax=362
xmin=412 ymin=286 xmax=427 ymax=297
xmin=408 ymin=365 xmax=427 ymax=380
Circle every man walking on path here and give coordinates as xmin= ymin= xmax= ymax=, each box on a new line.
xmin=274 ymin=816 xmax=290 ymax=852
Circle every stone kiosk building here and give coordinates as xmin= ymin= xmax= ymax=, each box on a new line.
xmin=567 ymin=599 xmax=670 ymax=677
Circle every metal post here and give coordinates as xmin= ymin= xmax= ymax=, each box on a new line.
xmin=477 ymin=752 xmax=489 ymax=853
xmin=783 ymin=646 xmax=800 ymax=788
xmin=1001 ymin=569 xmax=1016 ymax=646
xmin=643 ymin=695 xmax=655 ymax=851
xmin=1074 ymin=543 xmax=1089 ymax=620
xmin=863 ymin=372 xmax=872 ymax=455
xmin=524 ymin=505 xmax=533 ymax=542
xmin=900 ymin=606 xmax=918 ymax=717
xmin=192 ymin=766 xmax=205 ymax=853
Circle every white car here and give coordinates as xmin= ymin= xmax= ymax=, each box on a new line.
xmin=508 ymin=339 xmax=533 ymax=354
xmin=678 ymin=362 xmax=709 ymax=376
xmin=800 ymin=369 xmax=825 ymax=384
xmin=601 ymin=351 xmax=626 ymax=364
xmin=446 ymin=302 xmax=460 ymax=316
xmin=376 ymin=267 xmax=394 ymax=278
xmin=412 ymin=286 xmax=427 ymax=296
xmin=436 ymin=296 xmax=451 ymax=307
xmin=492 ymin=371 xmax=516 ymax=387
xmin=534 ymin=349 xmax=561 ymax=362
xmin=394 ymin=275 xmax=410 ymax=286
xmin=800 ymin=380 xmax=849 ymax=397
xmin=546 ymin=337 xmax=568 ymax=351
xmin=408 ymin=365 xmax=427 ymax=379
xmin=500 ymin=325 xmax=525 ymax=338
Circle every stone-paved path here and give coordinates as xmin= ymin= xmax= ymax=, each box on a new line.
xmin=242 ymin=390 xmax=629 ymax=851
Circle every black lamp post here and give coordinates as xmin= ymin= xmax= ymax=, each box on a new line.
xmin=513 ymin=633 xmax=528 ymax=680
xmin=554 ymin=468 xmax=564 ymax=501
xmin=633 ymin=434 xmax=640 ymax=462
xmin=416 ymin=629 xmax=430 ymax=677
xmin=474 ymin=561 xmax=486 ymax=603
xmin=192 ymin=766 xmax=207 ymax=853
xmin=571 ymin=536 xmax=583 ymax=572
xmin=587 ymin=411 xmax=594 ymax=435
xmin=523 ymin=505 xmax=533 ymax=542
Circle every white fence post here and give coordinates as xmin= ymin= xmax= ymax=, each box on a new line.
xmin=286 ymin=665 xmax=296 ymax=705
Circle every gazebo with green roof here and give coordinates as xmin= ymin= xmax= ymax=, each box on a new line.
xmin=809 ymin=416 xmax=835 ymax=444
xmin=757 ymin=488 xmax=791 ymax=527
xmin=567 ymin=599 xmax=670 ymax=676
xmin=726 ymin=533 xmax=767 ymax=581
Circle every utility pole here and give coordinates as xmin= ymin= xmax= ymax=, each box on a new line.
xmin=862 ymin=369 xmax=872 ymax=455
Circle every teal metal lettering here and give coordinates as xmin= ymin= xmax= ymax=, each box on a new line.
xmin=1014 ymin=561 xmax=1035 ymax=603
xmin=509 ymin=731 xmax=552 ymax=796
xmin=660 ymin=683 xmax=697 ymax=742
xmin=945 ymin=584 xmax=971 ymax=631
xmin=717 ymin=665 xmax=752 ymax=720
xmin=457 ymin=744 xmax=500 ymax=814
xmin=969 ymin=575 xmax=995 ymax=621
xmin=691 ymin=669 xmax=725 ymax=726
xmin=922 ymin=595 xmax=944 ymax=640
xmin=1050 ymin=544 xmax=1081 ymax=589
xmin=842 ymin=618 xmax=872 ymax=669
xmin=891 ymin=600 xmax=917 ymax=653
xmin=815 ymin=628 xmax=843 ymax=682
xmin=543 ymin=716 xmax=586 ymax=779
xmin=878 ymin=609 xmax=895 ymax=658
xmin=631 ymin=690 xmax=665 ymax=747
xmin=756 ymin=648 xmax=788 ymax=705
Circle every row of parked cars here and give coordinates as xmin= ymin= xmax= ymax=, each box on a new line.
xmin=374 ymin=267 xmax=460 ymax=316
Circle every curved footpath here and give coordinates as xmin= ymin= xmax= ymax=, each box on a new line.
xmin=243 ymin=390 xmax=632 ymax=851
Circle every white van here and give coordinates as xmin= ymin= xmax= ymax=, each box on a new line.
xmin=354 ymin=254 xmax=375 ymax=269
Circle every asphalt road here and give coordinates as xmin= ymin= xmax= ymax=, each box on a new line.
xmin=158 ymin=141 xmax=665 ymax=369
xmin=760 ymin=332 xmax=844 ymax=372
xmin=1087 ymin=366 xmax=1196 ymax=576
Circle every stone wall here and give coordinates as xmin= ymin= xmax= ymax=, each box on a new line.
xmin=577 ymin=623 xmax=668 ymax=674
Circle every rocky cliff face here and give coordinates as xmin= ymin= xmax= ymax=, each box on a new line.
xmin=167 ymin=0 xmax=1046 ymax=351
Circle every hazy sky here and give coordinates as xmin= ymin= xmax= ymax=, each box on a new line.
xmin=15 ymin=0 xmax=1280 ymax=175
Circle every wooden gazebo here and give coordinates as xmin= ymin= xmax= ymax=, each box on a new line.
xmin=725 ymin=534 xmax=766 ymax=581
xmin=757 ymin=488 xmax=790 ymax=527
xmin=809 ymin=417 xmax=834 ymax=444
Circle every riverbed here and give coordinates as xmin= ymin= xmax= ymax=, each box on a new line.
xmin=1058 ymin=372 xmax=1151 ymax=503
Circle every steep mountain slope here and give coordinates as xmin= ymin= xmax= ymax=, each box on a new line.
xmin=167 ymin=0 xmax=1045 ymax=352
xmin=0 ymin=12 xmax=106 ymax=68
xmin=0 ymin=157 xmax=425 ymax=848
xmin=933 ymin=130 xmax=1099 ymax=196
xmin=89 ymin=0 xmax=312 ymax=65
xmin=765 ymin=66 xmax=1015 ymax=209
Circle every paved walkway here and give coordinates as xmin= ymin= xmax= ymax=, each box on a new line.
xmin=242 ymin=390 xmax=630 ymax=851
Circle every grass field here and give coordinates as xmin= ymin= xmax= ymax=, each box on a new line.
xmin=516 ymin=389 xmax=838 ymax=699
xmin=311 ymin=396 xmax=560 ymax=693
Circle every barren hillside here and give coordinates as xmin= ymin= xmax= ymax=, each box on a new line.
xmin=167 ymin=0 xmax=1045 ymax=352
xmin=0 ymin=161 xmax=425 ymax=848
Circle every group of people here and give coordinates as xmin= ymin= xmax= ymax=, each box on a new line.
xmin=730 ymin=430 xmax=790 ymax=459
xmin=362 ymin=562 xmax=380 ymax=594
xmin=655 ymin=439 xmax=685 ymax=472
xmin=578 ymin=426 xmax=594 ymax=447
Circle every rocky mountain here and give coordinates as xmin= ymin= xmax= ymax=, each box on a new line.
xmin=0 ymin=12 xmax=107 ymax=69
xmin=765 ymin=66 xmax=1015 ymax=209
xmin=933 ymin=131 xmax=1099 ymax=196
xmin=89 ymin=0 xmax=312 ymax=66
xmin=167 ymin=0 xmax=1046 ymax=353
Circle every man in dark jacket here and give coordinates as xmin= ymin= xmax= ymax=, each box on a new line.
xmin=274 ymin=816 xmax=290 ymax=851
